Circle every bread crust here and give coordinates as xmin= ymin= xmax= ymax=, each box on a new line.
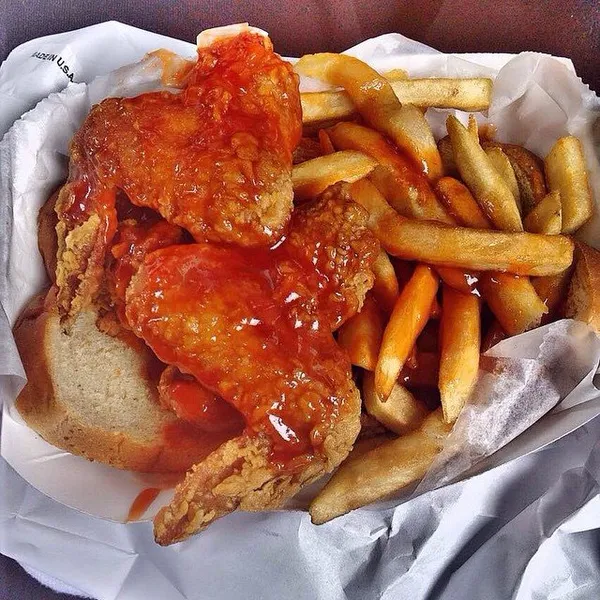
xmin=14 ymin=294 xmax=240 ymax=473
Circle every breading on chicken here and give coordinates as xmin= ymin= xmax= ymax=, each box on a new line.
xmin=123 ymin=185 xmax=378 ymax=544
xmin=55 ymin=31 xmax=302 ymax=321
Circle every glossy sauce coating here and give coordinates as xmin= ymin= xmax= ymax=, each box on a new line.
xmin=58 ymin=32 xmax=302 ymax=249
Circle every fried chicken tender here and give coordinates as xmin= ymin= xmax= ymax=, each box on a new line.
xmin=125 ymin=187 xmax=377 ymax=543
xmin=55 ymin=32 xmax=301 ymax=320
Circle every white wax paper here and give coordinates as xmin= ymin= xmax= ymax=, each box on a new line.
xmin=1 ymin=21 xmax=600 ymax=600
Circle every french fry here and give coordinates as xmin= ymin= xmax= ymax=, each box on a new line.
xmin=337 ymin=297 xmax=384 ymax=371
xmin=485 ymin=146 xmax=521 ymax=213
xmin=363 ymin=371 xmax=428 ymax=435
xmin=349 ymin=179 xmax=574 ymax=276
xmin=544 ymin=136 xmax=594 ymax=233
xmin=438 ymin=136 xmax=457 ymax=176
xmin=295 ymin=53 xmax=442 ymax=180
xmin=300 ymin=78 xmax=492 ymax=124
xmin=523 ymin=191 xmax=562 ymax=234
xmin=479 ymin=273 xmax=548 ymax=335
xmin=405 ymin=345 xmax=419 ymax=369
xmin=382 ymin=68 xmax=409 ymax=80
xmin=439 ymin=286 xmax=481 ymax=423
xmin=532 ymin=266 xmax=573 ymax=318
xmin=371 ymin=250 xmax=400 ymax=314
xmin=292 ymin=151 xmax=377 ymax=200
xmin=375 ymin=265 xmax=439 ymax=400
xmin=430 ymin=296 xmax=442 ymax=319
xmin=467 ymin=114 xmax=479 ymax=139
xmin=401 ymin=352 xmax=439 ymax=388
xmin=310 ymin=408 xmax=451 ymax=524
xmin=436 ymin=266 xmax=480 ymax=295
xmin=327 ymin=122 xmax=451 ymax=222
xmin=483 ymin=142 xmax=548 ymax=215
xmin=434 ymin=177 xmax=491 ymax=228
xmin=447 ymin=115 xmax=523 ymax=231
xmin=318 ymin=129 xmax=335 ymax=155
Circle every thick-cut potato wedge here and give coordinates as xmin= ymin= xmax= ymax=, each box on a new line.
xmin=375 ymin=265 xmax=439 ymax=400
xmin=337 ymin=297 xmax=384 ymax=371
xmin=564 ymin=242 xmax=600 ymax=334
xmin=436 ymin=266 xmax=480 ymax=295
xmin=310 ymin=409 xmax=451 ymax=524
xmin=483 ymin=142 xmax=547 ymax=214
xmin=292 ymin=151 xmax=377 ymax=200
xmin=439 ymin=286 xmax=481 ymax=423
xmin=295 ymin=53 xmax=442 ymax=179
xmin=350 ymin=179 xmax=574 ymax=276
xmin=318 ymin=129 xmax=335 ymax=154
xmin=485 ymin=146 xmax=521 ymax=212
xmin=447 ymin=116 xmax=523 ymax=232
xmin=544 ymin=136 xmax=594 ymax=233
xmin=434 ymin=177 xmax=491 ymax=228
xmin=523 ymin=191 xmax=562 ymax=234
xmin=363 ymin=371 xmax=428 ymax=435
xmin=327 ymin=122 xmax=451 ymax=222
xmin=400 ymin=352 xmax=439 ymax=388
xmin=300 ymin=78 xmax=492 ymax=124
xmin=371 ymin=250 xmax=400 ymax=314
xmin=479 ymin=273 xmax=548 ymax=335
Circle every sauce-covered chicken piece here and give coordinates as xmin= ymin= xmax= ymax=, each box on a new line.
xmin=125 ymin=186 xmax=378 ymax=543
xmin=55 ymin=31 xmax=302 ymax=320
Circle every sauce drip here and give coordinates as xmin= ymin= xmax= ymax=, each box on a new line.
xmin=127 ymin=488 xmax=161 ymax=522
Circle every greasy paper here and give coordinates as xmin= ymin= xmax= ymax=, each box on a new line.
xmin=0 ymin=18 xmax=600 ymax=548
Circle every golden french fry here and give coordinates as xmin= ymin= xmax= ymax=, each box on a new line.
xmin=436 ymin=266 xmax=480 ymax=295
xmin=447 ymin=115 xmax=523 ymax=231
xmin=479 ymin=273 xmax=548 ymax=335
xmin=292 ymin=151 xmax=377 ymax=200
xmin=350 ymin=179 xmax=574 ymax=276
xmin=434 ymin=176 xmax=491 ymax=228
xmin=482 ymin=320 xmax=507 ymax=353
xmin=483 ymin=142 xmax=547 ymax=215
xmin=485 ymin=146 xmax=521 ymax=213
xmin=430 ymin=296 xmax=442 ymax=319
xmin=327 ymin=122 xmax=451 ymax=222
xmin=439 ymin=286 xmax=481 ymax=423
xmin=467 ymin=114 xmax=479 ymax=139
xmin=337 ymin=296 xmax=384 ymax=371
xmin=400 ymin=352 xmax=439 ymax=388
xmin=310 ymin=408 xmax=451 ymax=524
xmin=300 ymin=78 xmax=492 ymax=124
xmin=532 ymin=267 xmax=573 ymax=319
xmin=375 ymin=265 xmax=439 ymax=400
xmin=438 ymin=136 xmax=457 ymax=176
xmin=565 ymin=242 xmax=600 ymax=333
xmin=295 ymin=53 xmax=442 ymax=180
xmin=371 ymin=250 xmax=400 ymax=314
xmin=523 ymin=191 xmax=562 ymax=234
xmin=544 ymin=136 xmax=594 ymax=233
xmin=363 ymin=371 xmax=428 ymax=435
xmin=318 ymin=129 xmax=335 ymax=155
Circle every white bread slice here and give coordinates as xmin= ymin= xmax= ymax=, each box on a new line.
xmin=14 ymin=293 xmax=241 ymax=472
xmin=565 ymin=242 xmax=600 ymax=334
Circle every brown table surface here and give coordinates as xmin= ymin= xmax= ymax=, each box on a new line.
xmin=1 ymin=1 xmax=599 ymax=599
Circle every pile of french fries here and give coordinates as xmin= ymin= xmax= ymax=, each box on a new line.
xmin=290 ymin=53 xmax=594 ymax=524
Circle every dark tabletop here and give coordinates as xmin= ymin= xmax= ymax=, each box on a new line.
xmin=1 ymin=1 xmax=599 ymax=599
